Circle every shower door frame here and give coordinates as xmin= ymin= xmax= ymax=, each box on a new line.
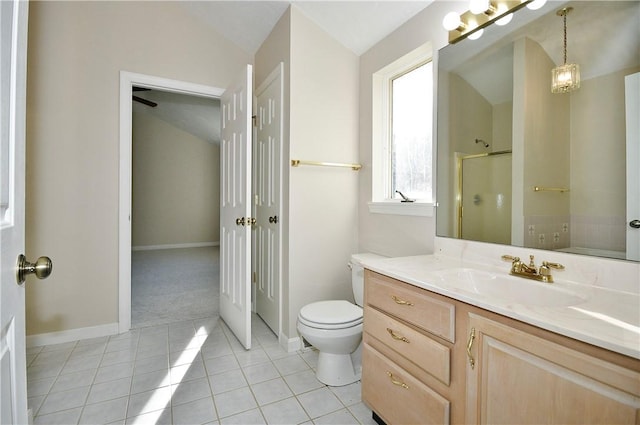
xmin=455 ymin=149 xmax=513 ymax=239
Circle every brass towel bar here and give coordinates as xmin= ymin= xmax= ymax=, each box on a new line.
xmin=534 ymin=186 xmax=570 ymax=193
xmin=290 ymin=159 xmax=362 ymax=171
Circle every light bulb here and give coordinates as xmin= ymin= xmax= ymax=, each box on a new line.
xmin=443 ymin=11 xmax=464 ymax=31
xmin=468 ymin=28 xmax=484 ymax=40
xmin=469 ymin=0 xmax=491 ymax=14
xmin=495 ymin=4 xmax=513 ymax=25
xmin=526 ymin=0 xmax=547 ymax=10
xmin=496 ymin=13 xmax=513 ymax=25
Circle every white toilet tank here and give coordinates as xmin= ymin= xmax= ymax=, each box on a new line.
xmin=350 ymin=253 xmax=385 ymax=307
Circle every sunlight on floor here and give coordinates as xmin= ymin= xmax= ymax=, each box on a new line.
xmin=129 ymin=326 xmax=207 ymax=424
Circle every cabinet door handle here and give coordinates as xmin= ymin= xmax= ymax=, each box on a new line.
xmin=386 ymin=328 xmax=410 ymax=343
xmin=391 ymin=295 xmax=414 ymax=306
xmin=466 ymin=327 xmax=476 ymax=369
xmin=386 ymin=371 xmax=409 ymax=389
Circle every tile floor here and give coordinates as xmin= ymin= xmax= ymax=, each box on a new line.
xmin=26 ymin=314 xmax=376 ymax=425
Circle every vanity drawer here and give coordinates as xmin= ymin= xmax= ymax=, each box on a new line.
xmin=362 ymin=343 xmax=450 ymax=425
xmin=364 ymin=306 xmax=450 ymax=385
xmin=366 ymin=270 xmax=456 ymax=343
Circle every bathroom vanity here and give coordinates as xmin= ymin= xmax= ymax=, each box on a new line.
xmin=361 ymin=256 xmax=640 ymax=425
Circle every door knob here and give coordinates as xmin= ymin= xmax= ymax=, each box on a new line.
xmin=16 ymin=254 xmax=52 ymax=285
xmin=249 ymin=217 xmax=256 ymax=225
xmin=630 ymin=220 xmax=640 ymax=229
xmin=269 ymin=216 xmax=279 ymax=224
xmin=236 ymin=217 xmax=245 ymax=226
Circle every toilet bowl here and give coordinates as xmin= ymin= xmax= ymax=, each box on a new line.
xmin=297 ymin=253 xmax=384 ymax=386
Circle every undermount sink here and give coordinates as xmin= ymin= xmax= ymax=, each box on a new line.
xmin=435 ymin=268 xmax=588 ymax=308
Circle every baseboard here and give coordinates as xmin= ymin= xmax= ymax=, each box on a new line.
xmin=26 ymin=322 xmax=119 ymax=348
xmin=280 ymin=332 xmax=302 ymax=353
xmin=131 ymin=242 xmax=219 ymax=251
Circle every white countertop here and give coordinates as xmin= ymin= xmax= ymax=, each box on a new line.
xmin=361 ymin=254 xmax=640 ymax=360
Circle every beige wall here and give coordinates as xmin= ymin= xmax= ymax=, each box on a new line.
xmin=132 ymin=112 xmax=220 ymax=248
xmin=570 ymin=67 xmax=638 ymax=217
xmin=288 ymin=6 xmax=360 ymax=337
xmin=493 ymin=101 xmax=513 ymax=152
xmin=449 ymin=73 xmax=493 ymax=155
xmin=568 ymin=67 xmax=638 ymax=251
xmin=358 ymin=1 xmax=466 ymax=257
xmin=518 ymin=38 xmax=570 ymax=218
xmin=256 ymin=6 xmax=360 ymax=339
xmin=25 ymin=1 xmax=251 ymax=335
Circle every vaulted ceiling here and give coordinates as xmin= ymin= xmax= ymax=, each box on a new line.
xmin=180 ymin=1 xmax=434 ymax=56
xmin=132 ymin=1 xmax=435 ymax=144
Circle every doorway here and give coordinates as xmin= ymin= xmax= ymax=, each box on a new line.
xmin=130 ymin=87 xmax=221 ymax=328
xmin=118 ymin=72 xmax=224 ymax=333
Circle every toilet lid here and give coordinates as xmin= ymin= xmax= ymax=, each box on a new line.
xmin=299 ymin=300 xmax=363 ymax=329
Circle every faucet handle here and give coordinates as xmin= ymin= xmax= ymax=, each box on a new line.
xmin=539 ymin=261 xmax=565 ymax=283
xmin=542 ymin=261 xmax=565 ymax=270
xmin=501 ymin=255 xmax=520 ymax=263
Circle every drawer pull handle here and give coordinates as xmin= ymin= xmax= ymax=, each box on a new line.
xmin=386 ymin=328 xmax=410 ymax=343
xmin=386 ymin=371 xmax=409 ymax=389
xmin=391 ymin=295 xmax=414 ymax=306
xmin=466 ymin=327 xmax=476 ymax=369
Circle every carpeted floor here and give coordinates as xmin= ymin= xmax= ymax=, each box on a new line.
xmin=131 ymin=246 xmax=219 ymax=328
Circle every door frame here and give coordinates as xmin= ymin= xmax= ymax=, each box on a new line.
xmin=118 ymin=71 xmax=224 ymax=332
xmin=253 ymin=63 xmax=284 ymax=339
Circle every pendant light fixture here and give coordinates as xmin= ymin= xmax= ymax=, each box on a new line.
xmin=551 ymin=7 xmax=580 ymax=93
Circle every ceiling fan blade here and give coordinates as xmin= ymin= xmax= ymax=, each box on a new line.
xmin=132 ymin=95 xmax=158 ymax=108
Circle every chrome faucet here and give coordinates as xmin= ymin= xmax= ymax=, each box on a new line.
xmin=501 ymin=254 xmax=564 ymax=283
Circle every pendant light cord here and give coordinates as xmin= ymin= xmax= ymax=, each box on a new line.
xmin=563 ymin=10 xmax=567 ymax=65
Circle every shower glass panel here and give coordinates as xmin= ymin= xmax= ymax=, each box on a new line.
xmin=460 ymin=152 xmax=512 ymax=244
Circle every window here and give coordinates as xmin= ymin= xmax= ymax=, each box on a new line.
xmin=370 ymin=43 xmax=434 ymax=216
xmin=391 ymin=62 xmax=433 ymax=202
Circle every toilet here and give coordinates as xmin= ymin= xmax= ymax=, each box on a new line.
xmin=297 ymin=253 xmax=384 ymax=386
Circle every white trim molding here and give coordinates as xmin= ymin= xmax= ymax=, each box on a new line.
xmin=132 ymin=242 xmax=220 ymax=251
xmin=26 ymin=323 xmax=119 ymax=348
xmin=368 ymin=201 xmax=434 ymax=217
xmin=281 ymin=333 xmax=302 ymax=353
xmin=119 ymin=71 xmax=224 ymax=334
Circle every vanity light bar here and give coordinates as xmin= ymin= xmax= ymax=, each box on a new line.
xmin=446 ymin=0 xmax=534 ymax=44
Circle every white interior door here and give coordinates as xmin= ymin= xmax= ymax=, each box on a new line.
xmin=220 ymin=65 xmax=253 ymax=349
xmin=1 ymin=1 xmax=29 ymax=422
xmin=625 ymin=72 xmax=640 ymax=261
xmin=255 ymin=63 xmax=283 ymax=336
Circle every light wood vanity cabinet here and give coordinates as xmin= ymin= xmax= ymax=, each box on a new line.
xmin=362 ymin=270 xmax=640 ymax=425
xmin=362 ymin=270 xmax=469 ymax=424
xmin=466 ymin=313 xmax=640 ymax=424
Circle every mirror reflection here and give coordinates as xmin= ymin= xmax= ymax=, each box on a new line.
xmin=436 ymin=1 xmax=640 ymax=262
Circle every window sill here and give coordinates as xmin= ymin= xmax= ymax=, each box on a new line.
xmin=368 ymin=201 xmax=434 ymax=217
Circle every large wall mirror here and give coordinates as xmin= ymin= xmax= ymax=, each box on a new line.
xmin=436 ymin=0 xmax=639 ymax=262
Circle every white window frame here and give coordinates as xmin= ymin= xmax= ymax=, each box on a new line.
xmin=369 ymin=42 xmax=435 ymax=217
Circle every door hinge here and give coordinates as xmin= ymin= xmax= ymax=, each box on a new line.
xmin=252 ymin=115 xmax=257 ymax=127
xmin=252 ymin=271 xmax=257 ymax=283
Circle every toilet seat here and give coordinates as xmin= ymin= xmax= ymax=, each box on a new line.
xmin=298 ymin=300 xmax=363 ymax=330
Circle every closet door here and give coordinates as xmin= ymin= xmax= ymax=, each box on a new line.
xmin=220 ymin=65 xmax=253 ymax=349
xmin=255 ymin=63 xmax=283 ymax=336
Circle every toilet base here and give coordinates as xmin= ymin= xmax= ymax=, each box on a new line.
xmin=316 ymin=351 xmax=361 ymax=386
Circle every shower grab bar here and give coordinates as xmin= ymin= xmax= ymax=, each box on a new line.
xmin=291 ymin=159 xmax=362 ymax=171
xmin=534 ymin=186 xmax=570 ymax=193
